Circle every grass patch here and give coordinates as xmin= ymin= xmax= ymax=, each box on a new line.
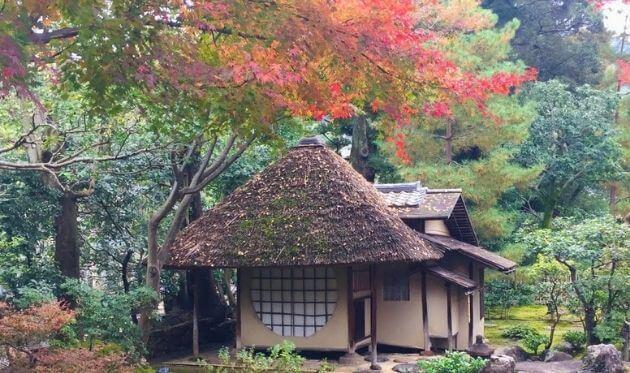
xmin=485 ymin=305 xmax=582 ymax=348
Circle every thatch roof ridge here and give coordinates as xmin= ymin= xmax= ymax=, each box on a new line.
xmin=167 ymin=143 xmax=442 ymax=268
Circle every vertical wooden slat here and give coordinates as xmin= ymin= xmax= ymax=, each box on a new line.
xmin=236 ymin=268 xmax=242 ymax=349
xmin=347 ymin=266 xmax=355 ymax=352
xmin=369 ymin=264 xmax=379 ymax=370
xmin=468 ymin=261 xmax=474 ymax=348
xmin=192 ymin=269 xmax=200 ymax=357
xmin=479 ymin=268 xmax=485 ymax=320
xmin=421 ymin=270 xmax=431 ymax=354
xmin=446 ymin=283 xmax=453 ymax=352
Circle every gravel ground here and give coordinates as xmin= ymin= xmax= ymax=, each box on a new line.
xmin=515 ymin=360 xmax=583 ymax=373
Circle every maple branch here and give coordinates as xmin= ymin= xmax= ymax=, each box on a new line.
xmin=28 ymin=27 xmax=80 ymax=44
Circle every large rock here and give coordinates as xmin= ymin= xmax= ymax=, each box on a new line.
xmin=468 ymin=335 xmax=495 ymax=358
xmin=555 ymin=341 xmax=578 ymax=355
xmin=544 ymin=350 xmax=573 ymax=362
xmin=580 ymin=344 xmax=624 ymax=373
xmin=496 ymin=346 xmax=529 ymax=362
xmin=481 ymin=354 xmax=516 ymax=373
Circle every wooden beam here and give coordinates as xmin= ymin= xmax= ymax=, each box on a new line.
xmin=347 ymin=266 xmax=355 ymax=352
xmin=468 ymin=261 xmax=474 ymax=348
xmin=421 ymin=270 xmax=431 ymax=354
xmin=236 ymin=268 xmax=242 ymax=349
xmin=369 ymin=264 xmax=380 ymax=370
xmin=446 ymin=283 xmax=453 ymax=352
xmin=479 ymin=267 xmax=485 ymax=321
xmin=192 ymin=269 xmax=200 ymax=357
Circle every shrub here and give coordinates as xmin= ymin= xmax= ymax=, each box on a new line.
xmin=60 ymin=280 xmax=157 ymax=360
xmin=521 ymin=331 xmax=549 ymax=355
xmin=0 ymin=301 xmax=135 ymax=372
xmin=501 ymin=325 xmax=538 ymax=340
xmin=217 ymin=341 xmax=305 ymax=372
xmin=484 ymin=279 xmax=533 ymax=319
xmin=418 ymin=352 xmax=487 ymax=373
xmin=563 ymin=330 xmax=586 ymax=349
xmin=268 ymin=341 xmax=304 ymax=372
xmin=234 ymin=348 xmax=273 ymax=371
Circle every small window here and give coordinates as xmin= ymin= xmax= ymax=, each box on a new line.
xmin=383 ymin=269 xmax=410 ymax=301
xmin=352 ymin=267 xmax=370 ymax=292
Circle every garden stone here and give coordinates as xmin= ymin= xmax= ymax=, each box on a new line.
xmin=339 ymin=352 xmax=365 ymax=365
xmin=468 ymin=335 xmax=495 ymax=358
xmin=364 ymin=354 xmax=389 ymax=362
xmin=580 ymin=344 xmax=624 ymax=373
xmin=392 ymin=363 xmax=419 ymax=373
xmin=496 ymin=346 xmax=528 ymax=362
xmin=481 ymin=354 xmax=515 ymax=373
xmin=556 ymin=342 xmax=576 ymax=355
xmin=545 ymin=350 xmax=573 ymax=362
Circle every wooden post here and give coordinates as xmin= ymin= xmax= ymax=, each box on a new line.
xmin=622 ymin=320 xmax=629 ymax=362
xmin=468 ymin=262 xmax=474 ymax=348
xmin=347 ymin=266 xmax=355 ymax=353
xmin=421 ymin=270 xmax=431 ymax=354
xmin=479 ymin=268 xmax=485 ymax=321
xmin=235 ymin=268 xmax=242 ymax=349
xmin=192 ymin=269 xmax=200 ymax=357
xmin=369 ymin=264 xmax=380 ymax=370
xmin=446 ymin=283 xmax=453 ymax=352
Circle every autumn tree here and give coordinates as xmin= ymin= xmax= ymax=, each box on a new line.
xmin=2 ymin=1 xmax=536 ymax=340
xmin=385 ymin=15 xmax=538 ymax=240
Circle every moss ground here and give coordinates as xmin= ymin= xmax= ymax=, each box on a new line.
xmin=485 ymin=305 xmax=582 ymax=348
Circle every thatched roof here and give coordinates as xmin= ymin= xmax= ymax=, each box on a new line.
xmin=166 ymin=138 xmax=442 ymax=268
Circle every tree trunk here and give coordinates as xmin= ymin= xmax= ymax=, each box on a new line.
xmin=584 ymin=307 xmax=598 ymax=345
xmin=444 ymin=119 xmax=454 ymax=164
xmin=122 ymin=250 xmax=132 ymax=294
xmin=350 ymin=115 xmax=375 ymax=182
xmin=541 ymin=202 xmax=555 ymax=229
xmin=54 ymin=192 xmax=81 ymax=278
xmin=546 ymin=312 xmax=560 ymax=350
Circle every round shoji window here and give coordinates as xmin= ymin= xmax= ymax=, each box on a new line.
xmin=250 ymin=267 xmax=338 ymax=337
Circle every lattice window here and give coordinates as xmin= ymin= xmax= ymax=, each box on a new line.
xmin=383 ymin=268 xmax=410 ymax=301
xmin=250 ymin=267 xmax=338 ymax=337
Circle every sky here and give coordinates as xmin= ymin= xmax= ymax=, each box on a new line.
xmin=603 ymin=0 xmax=630 ymax=34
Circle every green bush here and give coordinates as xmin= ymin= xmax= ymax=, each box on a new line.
xmin=563 ymin=330 xmax=586 ymax=349
xmin=12 ymin=281 xmax=56 ymax=309
xmin=521 ymin=331 xmax=549 ymax=355
xmin=418 ymin=352 xmax=487 ymax=373
xmin=60 ymin=280 xmax=158 ymax=360
xmin=501 ymin=325 xmax=538 ymax=340
xmin=268 ymin=341 xmax=304 ymax=372
xmin=234 ymin=348 xmax=273 ymax=371
xmin=216 ymin=341 xmax=306 ymax=372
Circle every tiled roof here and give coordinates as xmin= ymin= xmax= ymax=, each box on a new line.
xmin=375 ymin=182 xmax=478 ymax=246
xmin=377 ymin=182 xmax=426 ymax=207
xmin=425 ymin=265 xmax=477 ymax=290
xmin=375 ymin=182 xmax=461 ymax=217
xmin=418 ymin=233 xmax=516 ymax=273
